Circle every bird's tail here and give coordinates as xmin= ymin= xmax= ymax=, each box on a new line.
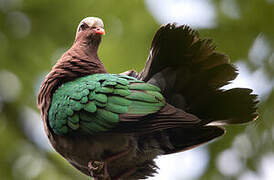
xmin=138 ymin=24 xmax=258 ymax=125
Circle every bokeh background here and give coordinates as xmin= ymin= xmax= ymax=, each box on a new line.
xmin=0 ymin=0 xmax=274 ymax=179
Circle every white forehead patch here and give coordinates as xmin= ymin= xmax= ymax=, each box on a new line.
xmin=77 ymin=17 xmax=104 ymax=32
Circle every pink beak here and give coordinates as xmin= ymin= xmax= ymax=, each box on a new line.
xmin=95 ymin=27 xmax=105 ymax=35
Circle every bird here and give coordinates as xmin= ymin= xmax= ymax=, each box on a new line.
xmin=38 ymin=17 xmax=258 ymax=180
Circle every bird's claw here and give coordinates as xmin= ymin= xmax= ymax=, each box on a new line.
xmin=88 ymin=161 xmax=110 ymax=180
xmin=88 ymin=148 xmax=133 ymax=179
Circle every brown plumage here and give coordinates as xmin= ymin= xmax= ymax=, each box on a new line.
xmin=38 ymin=17 xmax=258 ymax=180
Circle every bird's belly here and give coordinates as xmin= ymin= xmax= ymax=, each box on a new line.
xmin=50 ymin=132 xmax=137 ymax=174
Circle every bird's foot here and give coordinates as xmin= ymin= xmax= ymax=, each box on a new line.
xmin=88 ymin=161 xmax=110 ymax=180
xmin=88 ymin=147 xmax=133 ymax=180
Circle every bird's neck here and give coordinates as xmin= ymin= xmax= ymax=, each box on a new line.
xmin=52 ymin=40 xmax=106 ymax=82
xmin=73 ymin=33 xmax=102 ymax=57
xmin=71 ymin=39 xmax=100 ymax=58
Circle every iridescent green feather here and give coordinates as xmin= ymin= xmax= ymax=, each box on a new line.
xmin=48 ymin=74 xmax=165 ymax=135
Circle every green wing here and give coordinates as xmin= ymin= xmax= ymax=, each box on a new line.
xmin=48 ymin=74 xmax=165 ymax=135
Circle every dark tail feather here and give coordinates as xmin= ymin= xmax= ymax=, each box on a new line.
xmin=138 ymin=23 xmax=258 ymax=125
xmin=189 ymin=88 xmax=259 ymax=125
xmin=163 ymin=126 xmax=225 ymax=154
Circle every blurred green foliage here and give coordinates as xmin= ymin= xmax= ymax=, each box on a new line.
xmin=0 ymin=0 xmax=273 ymax=180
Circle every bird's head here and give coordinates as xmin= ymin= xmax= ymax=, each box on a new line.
xmin=75 ymin=17 xmax=105 ymax=46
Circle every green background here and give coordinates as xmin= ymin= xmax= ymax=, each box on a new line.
xmin=0 ymin=0 xmax=273 ymax=179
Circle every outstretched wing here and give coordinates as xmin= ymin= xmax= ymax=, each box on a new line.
xmin=48 ymin=74 xmax=200 ymax=135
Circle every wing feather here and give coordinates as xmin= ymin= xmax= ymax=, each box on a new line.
xmin=49 ymin=74 xmax=184 ymax=135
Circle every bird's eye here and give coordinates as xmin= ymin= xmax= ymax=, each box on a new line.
xmin=79 ymin=23 xmax=89 ymax=31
